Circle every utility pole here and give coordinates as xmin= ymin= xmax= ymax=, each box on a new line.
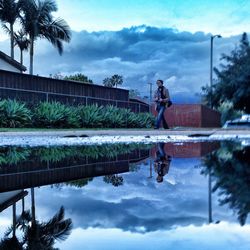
xmin=210 ymin=34 xmax=222 ymax=108
xmin=147 ymin=82 xmax=153 ymax=103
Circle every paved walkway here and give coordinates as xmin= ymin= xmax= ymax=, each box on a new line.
xmin=0 ymin=128 xmax=249 ymax=137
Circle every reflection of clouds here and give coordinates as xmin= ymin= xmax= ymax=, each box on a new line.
xmin=31 ymin=158 xmax=239 ymax=234
xmin=58 ymin=223 xmax=250 ymax=250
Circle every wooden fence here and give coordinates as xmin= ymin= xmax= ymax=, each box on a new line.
xmin=0 ymin=69 xmax=149 ymax=113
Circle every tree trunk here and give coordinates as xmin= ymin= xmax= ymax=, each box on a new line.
xmin=20 ymin=49 xmax=23 ymax=73
xmin=10 ymin=24 xmax=14 ymax=59
xmin=29 ymin=38 xmax=34 ymax=75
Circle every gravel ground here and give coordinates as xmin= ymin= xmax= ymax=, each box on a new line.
xmin=0 ymin=128 xmax=249 ymax=147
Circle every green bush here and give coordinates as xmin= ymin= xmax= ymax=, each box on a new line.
xmin=102 ymin=105 xmax=128 ymax=128
xmin=217 ymin=101 xmax=245 ymax=125
xmin=34 ymin=101 xmax=80 ymax=128
xmin=136 ymin=112 xmax=155 ymax=128
xmin=127 ymin=112 xmax=154 ymax=128
xmin=77 ymin=104 xmax=104 ymax=128
xmin=0 ymin=99 xmax=153 ymax=129
xmin=0 ymin=99 xmax=32 ymax=128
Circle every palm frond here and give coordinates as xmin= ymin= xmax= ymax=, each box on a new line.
xmin=1 ymin=23 xmax=10 ymax=35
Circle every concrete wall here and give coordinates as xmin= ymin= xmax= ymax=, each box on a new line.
xmin=151 ymin=104 xmax=221 ymax=128
xmin=0 ymin=58 xmax=20 ymax=73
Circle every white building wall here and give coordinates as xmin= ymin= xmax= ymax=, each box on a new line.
xmin=0 ymin=58 xmax=20 ymax=73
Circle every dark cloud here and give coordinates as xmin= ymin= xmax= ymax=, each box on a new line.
xmin=0 ymin=26 xmax=243 ymax=102
xmin=41 ymin=191 xmax=206 ymax=233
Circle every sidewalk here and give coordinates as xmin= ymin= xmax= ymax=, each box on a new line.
xmin=0 ymin=128 xmax=249 ymax=138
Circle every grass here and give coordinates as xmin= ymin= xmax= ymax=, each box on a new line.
xmin=0 ymin=127 xmax=153 ymax=132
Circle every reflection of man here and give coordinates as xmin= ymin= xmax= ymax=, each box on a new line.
xmin=154 ymin=143 xmax=171 ymax=183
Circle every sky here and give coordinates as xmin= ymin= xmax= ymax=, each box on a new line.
xmin=0 ymin=0 xmax=250 ymax=102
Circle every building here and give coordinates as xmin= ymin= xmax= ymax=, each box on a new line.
xmin=0 ymin=51 xmax=26 ymax=73
xmin=151 ymin=104 xmax=221 ymax=128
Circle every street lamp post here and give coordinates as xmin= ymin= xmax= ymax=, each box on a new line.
xmin=210 ymin=34 xmax=222 ymax=108
xmin=147 ymin=82 xmax=153 ymax=103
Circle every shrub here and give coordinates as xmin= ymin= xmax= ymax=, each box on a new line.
xmin=0 ymin=99 xmax=32 ymax=128
xmin=102 ymin=105 xmax=128 ymax=128
xmin=126 ymin=112 xmax=154 ymax=128
xmin=218 ymin=101 xmax=245 ymax=125
xmin=0 ymin=98 xmax=153 ymax=129
xmin=34 ymin=101 xmax=80 ymax=128
xmin=137 ymin=112 xmax=155 ymax=128
xmin=77 ymin=104 xmax=104 ymax=128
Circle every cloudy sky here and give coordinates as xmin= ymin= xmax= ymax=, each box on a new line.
xmin=0 ymin=0 xmax=250 ymax=102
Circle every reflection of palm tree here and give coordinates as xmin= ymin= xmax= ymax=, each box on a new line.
xmin=66 ymin=178 xmax=93 ymax=188
xmin=202 ymin=142 xmax=250 ymax=225
xmin=0 ymin=203 xmax=23 ymax=250
xmin=103 ymin=174 xmax=124 ymax=187
xmin=0 ymin=235 xmax=23 ymax=250
xmin=15 ymin=206 xmax=72 ymax=249
xmin=1 ymin=190 xmax=72 ymax=250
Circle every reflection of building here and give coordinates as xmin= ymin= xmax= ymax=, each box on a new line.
xmin=0 ymin=190 xmax=28 ymax=212
xmin=0 ymin=190 xmax=28 ymax=239
xmin=0 ymin=148 xmax=150 ymax=193
xmin=151 ymin=142 xmax=220 ymax=158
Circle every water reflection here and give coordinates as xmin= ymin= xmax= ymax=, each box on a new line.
xmin=201 ymin=142 xmax=250 ymax=225
xmin=154 ymin=143 xmax=171 ymax=183
xmin=0 ymin=144 xmax=151 ymax=192
xmin=1 ymin=141 xmax=250 ymax=249
xmin=0 ymin=197 xmax=72 ymax=250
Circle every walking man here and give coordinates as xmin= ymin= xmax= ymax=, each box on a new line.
xmin=154 ymin=79 xmax=170 ymax=129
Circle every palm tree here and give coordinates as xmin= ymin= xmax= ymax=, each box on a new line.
xmin=19 ymin=0 xmax=71 ymax=75
xmin=14 ymin=30 xmax=30 ymax=66
xmin=0 ymin=0 xmax=20 ymax=59
xmin=112 ymin=74 xmax=123 ymax=88
xmin=103 ymin=75 xmax=123 ymax=88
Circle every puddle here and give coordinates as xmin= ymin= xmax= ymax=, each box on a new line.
xmin=0 ymin=141 xmax=249 ymax=249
